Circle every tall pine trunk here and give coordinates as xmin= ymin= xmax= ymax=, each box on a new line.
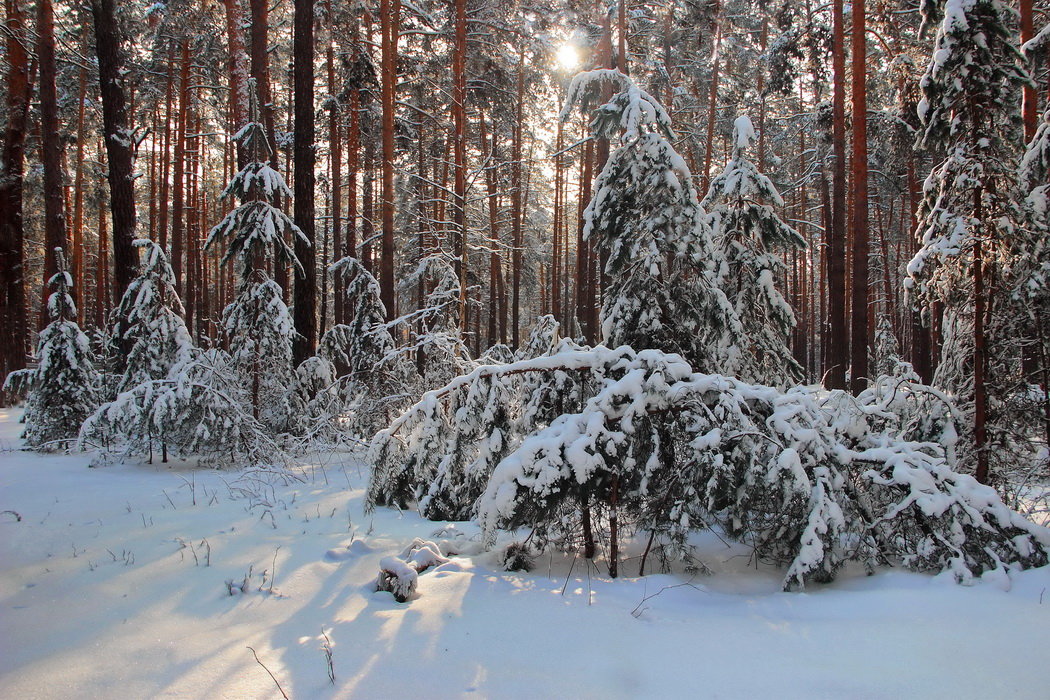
xmin=90 ymin=0 xmax=137 ymax=308
xmin=292 ymin=0 xmax=317 ymax=364
xmin=849 ymin=0 xmax=869 ymax=393
xmin=379 ymin=0 xmax=400 ymax=320
xmin=0 ymin=0 xmax=30 ymax=399
xmin=38 ymin=0 xmax=68 ymax=330
xmin=826 ymin=0 xmax=849 ymax=389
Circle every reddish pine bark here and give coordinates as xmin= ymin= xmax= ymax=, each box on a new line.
xmin=0 ymin=0 xmax=31 ymax=396
xmin=90 ymin=0 xmax=137 ymax=307
xmin=849 ymin=0 xmax=869 ymax=393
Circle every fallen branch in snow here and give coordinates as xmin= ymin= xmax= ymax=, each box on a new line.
xmin=630 ymin=579 xmax=704 ymax=618
xmin=247 ymin=646 xmax=289 ymax=700
xmin=1 ymin=510 xmax=22 ymax=522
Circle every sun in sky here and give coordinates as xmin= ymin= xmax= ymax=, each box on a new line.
xmin=557 ymin=44 xmax=579 ymax=70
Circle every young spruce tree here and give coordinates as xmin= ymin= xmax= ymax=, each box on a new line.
xmin=906 ymin=0 xmax=1030 ymax=483
xmin=112 ymin=239 xmax=194 ymax=394
xmin=565 ymin=69 xmax=740 ymax=375
xmin=205 ymin=83 xmax=306 ymax=433
xmin=4 ymin=249 xmax=98 ymax=449
xmin=702 ymin=115 xmax=805 ymax=387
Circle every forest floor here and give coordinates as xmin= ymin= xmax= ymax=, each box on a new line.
xmin=2 ymin=407 xmax=1049 ymax=699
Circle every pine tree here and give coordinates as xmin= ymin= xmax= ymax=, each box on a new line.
xmin=321 ymin=256 xmax=414 ymax=436
xmin=367 ymin=68 xmax=1050 ymax=588
xmin=403 ymin=254 xmax=473 ymax=390
xmin=4 ymin=249 xmax=98 ymax=449
xmin=82 ymin=348 xmax=282 ymax=465
xmin=205 ymin=87 xmax=305 ymax=433
xmin=1014 ymin=96 xmax=1050 ymax=456
xmin=111 ymin=239 xmax=193 ymax=394
xmin=222 ymin=277 xmax=297 ymax=432
xmin=564 ymin=69 xmax=741 ymax=375
xmin=702 ymin=115 xmax=805 ymax=387
xmin=873 ymin=315 xmax=903 ymax=378
xmin=907 ymin=0 xmax=1029 ymax=483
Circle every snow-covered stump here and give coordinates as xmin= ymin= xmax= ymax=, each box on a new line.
xmin=376 ymin=557 xmax=419 ymax=603
xmin=375 ymin=540 xmax=449 ymax=603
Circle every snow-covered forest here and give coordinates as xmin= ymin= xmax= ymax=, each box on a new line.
xmin=2 ymin=0 xmax=1050 ymax=695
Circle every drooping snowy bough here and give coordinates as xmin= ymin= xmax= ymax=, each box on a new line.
xmin=368 ymin=344 xmax=1049 ymax=589
xmin=370 ymin=69 xmax=1049 ymax=590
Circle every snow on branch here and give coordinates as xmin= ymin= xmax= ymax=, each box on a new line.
xmin=368 ymin=345 xmax=1049 ymax=590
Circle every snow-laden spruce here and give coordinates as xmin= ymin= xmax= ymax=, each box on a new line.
xmin=320 ymin=257 xmax=415 ymax=437
xmin=205 ymin=90 xmax=304 ymax=435
xmin=4 ymin=249 xmax=99 ymax=450
xmin=907 ymin=0 xmax=1037 ymax=482
xmin=702 ymin=115 xmax=805 ymax=387
xmin=82 ymin=348 xmax=282 ymax=465
xmin=400 ymin=253 xmax=474 ymax=391
xmin=81 ymin=235 xmax=283 ymax=464
xmin=567 ymin=69 xmax=740 ymax=375
xmin=222 ymin=277 xmax=297 ymax=432
xmin=368 ymin=72 xmax=1050 ymax=588
xmin=110 ymin=240 xmax=194 ymax=394
xmin=370 ymin=344 xmax=1047 ymax=589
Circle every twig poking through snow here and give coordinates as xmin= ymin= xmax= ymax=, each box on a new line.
xmin=247 ymin=646 xmax=289 ymax=700
xmin=268 ymin=546 xmax=281 ymax=594
xmin=321 ymin=628 xmax=335 ymax=684
xmin=630 ymin=579 xmax=704 ymax=618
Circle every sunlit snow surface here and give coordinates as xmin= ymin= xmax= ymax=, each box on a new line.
xmin=2 ymin=407 xmax=1049 ymax=699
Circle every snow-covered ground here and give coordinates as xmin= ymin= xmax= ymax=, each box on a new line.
xmin=2 ymin=406 xmax=1049 ymax=699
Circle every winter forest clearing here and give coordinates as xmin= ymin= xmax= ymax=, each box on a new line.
xmin=3 ymin=0 xmax=1050 ymax=695
xmin=2 ymin=407 xmax=1050 ymax=699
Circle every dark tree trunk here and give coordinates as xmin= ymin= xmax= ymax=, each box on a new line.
xmin=826 ymin=0 xmax=849 ymax=389
xmin=71 ymin=62 xmax=90 ymax=325
xmin=973 ymin=195 xmax=989 ymax=484
xmin=292 ymin=0 xmax=317 ymax=364
xmin=170 ymin=41 xmax=190 ymax=295
xmin=0 ymin=0 xmax=30 ymax=398
xmin=479 ymin=111 xmax=502 ymax=349
xmin=452 ymin=0 xmax=468 ymax=329
xmin=379 ymin=0 xmax=401 ymax=320
xmin=1020 ymin=0 xmax=1037 ymax=142
xmin=849 ymin=0 xmax=869 ymax=393
xmin=327 ymin=3 xmax=343 ymax=326
xmin=511 ymin=47 xmax=525 ymax=348
xmin=38 ymin=0 xmax=68 ymax=329
xmin=90 ymin=0 xmax=137 ymax=308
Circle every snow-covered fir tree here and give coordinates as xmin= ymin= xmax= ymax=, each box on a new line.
xmin=111 ymin=239 xmax=194 ymax=394
xmin=906 ymin=0 xmax=1030 ymax=482
xmin=3 ymin=249 xmax=98 ymax=450
xmin=702 ymin=115 xmax=805 ymax=387
xmin=321 ymin=256 xmax=415 ymax=437
xmin=564 ymin=69 xmax=740 ymax=375
xmin=205 ymin=86 xmax=305 ymax=434
xmin=221 ymin=277 xmax=297 ymax=432
xmin=873 ymin=316 xmax=903 ymax=378
xmin=1010 ymin=97 xmax=1050 ymax=474
xmin=402 ymin=253 xmax=473 ymax=390
xmin=368 ymin=70 xmax=1050 ymax=587
xmin=82 ymin=348 xmax=282 ymax=465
